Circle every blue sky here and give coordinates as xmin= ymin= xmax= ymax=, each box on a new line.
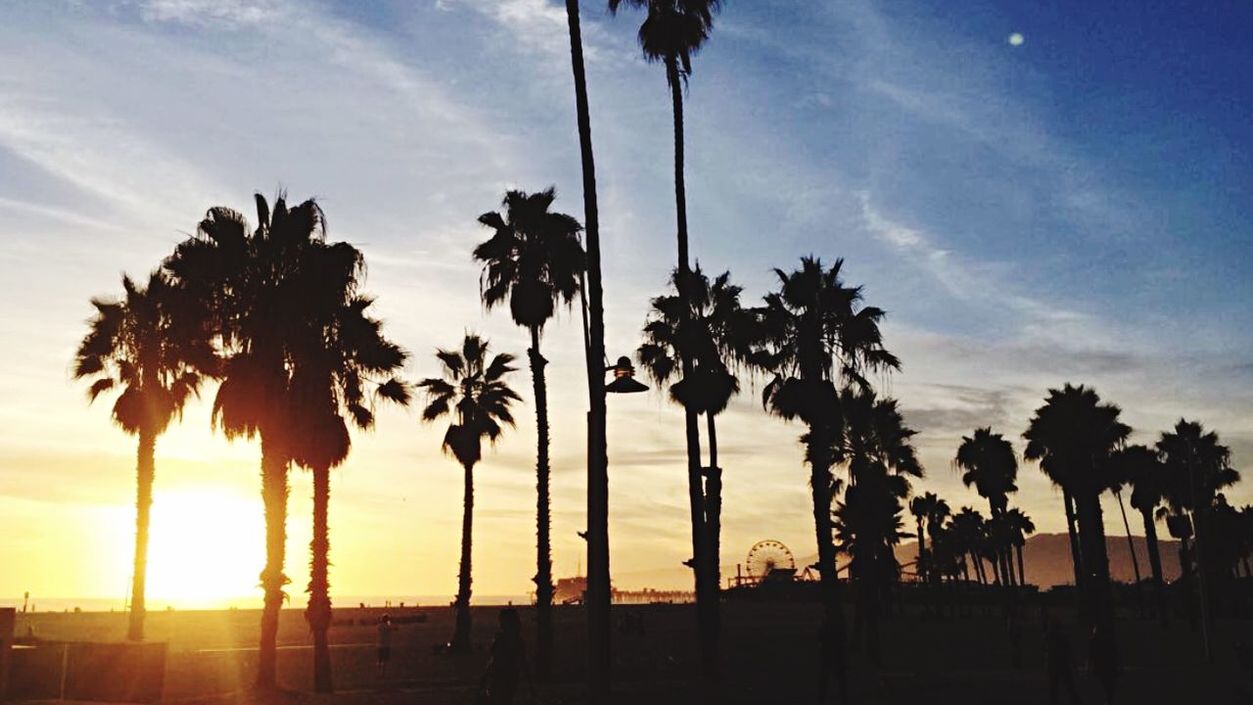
xmin=1 ymin=0 xmax=1250 ymax=602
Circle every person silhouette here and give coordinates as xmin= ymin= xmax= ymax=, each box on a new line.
xmin=1045 ymin=613 xmax=1082 ymax=705
xmin=376 ymin=614 xmax=396 ymax=676
xmin=817 ymin=612 xmax=849 ymax=705
xmin=1088 ymin=625 xmax=1119 ymax=705
xmin=478 ymin=608 xmax=532 ymax=705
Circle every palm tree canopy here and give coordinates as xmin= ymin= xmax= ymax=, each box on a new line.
xmin=473 ymin=188 xmax=585 ymax=333
xmin=164 ymin=193 xmax=334 ymax=448
xmin=955 ymin=427 xmax=1019 ymax=512
xmin=637 ymin=264 xmax=754 ymax=414
xmin=755 ymin=257 xmax=899 ymax=428
xmin=1022 ymin=383 xmax=1130 ymax=494
xmin=74 ymin=270 xmax=216 ymax=435
xmin=417 ymin=334 xmax=521 ymax=468
xmin=608 ymin=0 xmax=722 ymax=80
xmin=1110 ymin=444 xmax=1167 ymax=513
xmin=833 ymin=387 xmax=922 ymax=484
xmin=1004 ymin=508 xmax=1036 ymax=547
xmin=1156 ymin=419 xmax=1238 ymax=513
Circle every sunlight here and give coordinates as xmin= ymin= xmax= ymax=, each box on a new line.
xmin=142 ymin=489 xmax=265 ymax=608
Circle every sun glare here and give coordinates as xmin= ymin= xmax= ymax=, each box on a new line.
xmin=142 ymin=490 xmax=265 ymax=608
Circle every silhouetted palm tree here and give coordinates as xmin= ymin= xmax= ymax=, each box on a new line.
xmin=1023 ymin=384 xmax=1129 ymax=634
xmin=950 ymin=507 xmax=987 ymax=584
xmin=165 ymin=194 xmax=329 ymax=687
xmin=1117 ymin=444 xmax=1169 ymax=625
xmin=74 ymin=271 xmax=214 ymax=642
xmin=638 ymin=265 xmax=754 ymax=605
xmin=561 ymin=0 xmax=612 ymax=692
xmin=754 ymin=257 xmax=899 ymax=648
xmin=288 ymin=246 xmax=410 ymax=692
xmin=418 ymin=335 xmax=520 ymax=652
xmin=909 ymin=495 xmax=931 ymax=583
xmin=1004 ymin=508 xmax=1035 ymax=586
xmin=955 ymin=427 xmax=1019 ymax=586
xmin=609 ymin=1 xmax=725 ymax=683
xmin=1157 ymin=419 xmax=1238 ymax=649
xmin=474 ymin=188 xmax=584 ymax=677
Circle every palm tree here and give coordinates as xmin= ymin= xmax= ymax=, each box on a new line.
xmin=474 ymin=188 xmax=584 ymax=678
xmin=1004 ymin=508 xmax=1035 ymax=586
xmin=924 ymin=496 xmax=952 ymax=585
xmin=955 ymin=428 xmax=1019 ymax=586
xmin=609 ymin=1 xmax=724 ymax=683
xmin=909 ymin=495 xmax=930 ymax=583
xmin=74 ymin=271 xmax=214 ymax=642
xmin=165 ymin=194 xmax=329 ymax=687
xmin=638 ymin=265 xmax=754 ymax=605
xmin=418 ymin=335 xmax=520 ymax=652
xmin=829 ymin=388 xmax=921 ymax=663
xmin=950 ymin=507 xmax=987 ymax=584
xmin=1023 ymin=384 xmax=1129 ymax=634
xmin=288 ymin=243 xmax=410 ymax=692
xmin=560 ymin=1 xmax=612 ymax=693
xmin=754 ymin=257 xmax=899 ymax=646
xmin=1157 ymin=419 xmax=1238 ymax=654
xmin=1118 ymin=444 xmax=1168 ymax=624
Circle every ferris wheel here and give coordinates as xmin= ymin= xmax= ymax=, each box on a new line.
xmin=745 ymin=539 xmax=796 ymax=579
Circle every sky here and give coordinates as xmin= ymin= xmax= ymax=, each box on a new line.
xmin=1 ymin=0 xmax=1250 ymax=608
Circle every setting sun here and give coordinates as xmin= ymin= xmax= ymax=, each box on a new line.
xmin=141 ymin=490 xmax=264 ymax=609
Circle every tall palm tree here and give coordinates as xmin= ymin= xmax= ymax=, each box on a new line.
xmin=1004 ymin=508 xmax=1035 ymax=586
xmin=1023 ymin=383 xmax=1129 ymax=634
xmin=909 ymin=495 xmax=930 ymax=583
xmin=955 ymin=428 xmax=1019 ymax=586
xmin=418 ymin=335 xmax=520 ymax=652
xmin=925 ymin=496 xmax=952 ymax=585
xmin=909 ymin=492 xmax=950 ymax=584
xmin=1117 ymin=444 xmax=1169 ymax=625
xmin=74 ymin=271 xmax=214 ymax=642
xmin=754 ymin=257 xmax=899 ymax=649
xmin=609 ymin=1 xmax=724 ymax=684
xmin=288 ymin=243 xmax=410 ymax=692
xmin=638 ymin=265 xmax=754 ymax=604
xmin=474 ymin=188 xmax=584 ymax=678
xmin=561 ymin=1 xmax=612 ymax=694
xmin=165 ymin=194 xmax=329 ymax=687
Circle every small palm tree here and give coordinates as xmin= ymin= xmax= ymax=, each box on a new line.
xmin=474 ymin=187 xmax=584 ymax=677
xmin=955 ymin=428 xmax=1019 ymax=586
xmin=638 ymin=265 xmax=754 ymax=604
xmin=909 ymin=492 xmax=948 ymax=584
xmin=1117 ymin=444 xmax=1169 ymax=625
xmin=1003 ymin=508 xmax=1035 ymax=586
xmin=74 ymin=271 xmax=215 ymax=641
xmin=289 ymin=249 xmax=410 ymax=691
xmin=753 ymin=256 xmax=898 ymax=658
xmin=418 ymin=335 xmax=520 ymax=652
xmin=950 ymin=507 xmax=988 ymax=584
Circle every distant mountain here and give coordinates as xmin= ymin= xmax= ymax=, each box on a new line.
xmin=602 ymin=533 xmax=1182 ymax=592
xmin=892 ymin=532 xmax=1183 ymax=588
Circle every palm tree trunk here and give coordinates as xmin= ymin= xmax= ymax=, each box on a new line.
xmin=127 ymin=428 xmax=156 ymax=642
xmin=307 ymin=464 xmax=333 ymax=693
xmin=1062 ymin=488 xmax=1085 ymax=589
xmin=915 ymin=519 xmax=926 ymax=584
xmin=256 ymin=435 xmax=290 ymax=689
xmin=1140 ymin=507 xmax=1167 ymax=627
xmin=529 ymin=328 xmax=554 ymax=679
xmin=807 ymin=427 xmax=848 ymax=656
xmin=1179 ymin=537 xmax=1196 ymax=628
xmin=453 ymin=461 xmax=475 ymax=651
xmin=1016 ymin=543 xmax=1026 ymax=586
xmin=705 ymin=413 xmax=722 ymax=597
xmin=666 ymin=52 xmax=718 ymax=691
xmin=1114 ymin=489 xmax=1143 ymax=615
xmin=1074 ymin=488 xmax=1114 ymax=635
xmin=564 ymin=1 xmax=611 ymax=695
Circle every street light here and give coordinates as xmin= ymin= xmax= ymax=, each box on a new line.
xmin=605 ymin=356 xmax=648 ymax=394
